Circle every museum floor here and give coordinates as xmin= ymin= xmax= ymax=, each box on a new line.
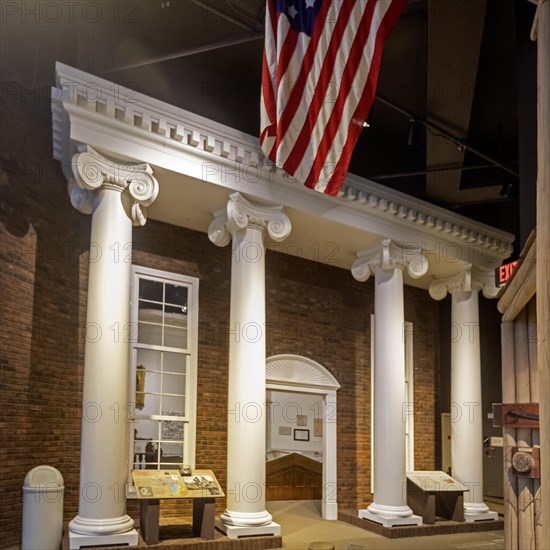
xmin=265 ymin=500 xmax=504 ymax=550
xmin=6 ymin=500 xmax=504 ymax=550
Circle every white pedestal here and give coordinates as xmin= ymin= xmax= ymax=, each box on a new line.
xmin=69 ymin=528 xmax=138 ymax=549
xmin=464 ymin=510 xmax=499 ymax=523
xmin=322 ymin=501 xmax=338 ymax=521
xmin=216 ymin=518 xmax=281 ymax=539
xmin=359 ymin=509 xmax=422 ymax=527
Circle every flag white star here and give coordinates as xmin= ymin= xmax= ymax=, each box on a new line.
xmin=288 ymin=4 xmax=298 ymax=18
xmin=305 ymin=0 xmax=316 ymax=8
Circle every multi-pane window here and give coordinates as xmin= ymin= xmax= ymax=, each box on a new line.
xmin=130 ymin=266 xmax=198 ymax=471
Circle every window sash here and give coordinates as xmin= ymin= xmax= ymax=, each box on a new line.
xmin=129 ymin=265 xmax=198 ymax=476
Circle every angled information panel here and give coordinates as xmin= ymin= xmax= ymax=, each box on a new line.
xmin=131 ymin=469 xmax=224 ymax=499
xmin=407 ymin=471 xmax=469 ymax=493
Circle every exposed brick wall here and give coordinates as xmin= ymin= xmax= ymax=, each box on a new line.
xmin=0 ymin=93 xmax=440 ymax=546
xmin=1 ymin=95 xmax=89 ymax=547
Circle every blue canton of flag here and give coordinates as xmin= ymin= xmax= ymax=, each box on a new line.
xmin=276 ymin=0 xmax=323 ymax=36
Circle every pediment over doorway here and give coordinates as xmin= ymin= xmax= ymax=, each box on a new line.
xmin=266 ymin=354 xmax=340 ymax=392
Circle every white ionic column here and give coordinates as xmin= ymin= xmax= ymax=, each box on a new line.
xmin=68 ymin=146 xmax=158 ymax=549
xmin=429 ymin=266 xmax=498 ymax=522
xmin=352 ymin=239 xmax=427 ymax=527
xmin=208 ymin=192 xmax=291 ymax=538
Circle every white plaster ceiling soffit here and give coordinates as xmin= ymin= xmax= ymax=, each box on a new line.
xmin=51 ymin=62 xmax=514 ymax=271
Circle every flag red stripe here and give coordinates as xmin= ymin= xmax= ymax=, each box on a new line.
xmin=276 ymin=17 xmax=299 ymax=86
xmin=303 ymin=0 xmax=378 ymax=189
xmin=260 ymin=0 xmax=280 ymax=157
xmin=323 ymin=0 xmax=407 ymax=195
xmin=267 ymin=0 xmax=277 ymax=42
xmin=282 ymin=0 xmax=357 ymax=174
xmin=274 ymin=0 xmax=338 ymax=159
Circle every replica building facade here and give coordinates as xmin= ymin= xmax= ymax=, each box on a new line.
xmin=0 ymin=61 xmax=518 ymax=547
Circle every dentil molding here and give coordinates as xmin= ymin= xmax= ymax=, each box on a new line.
xmin=208 ymin=192 xmax=291 ymax=247
xmin=70 ymin=145 xmax=159 ymax=226
xmin=351 ymin=239 xmax=429 ymax=282
xmin=52 ymin=63 xmax=514 ymax=260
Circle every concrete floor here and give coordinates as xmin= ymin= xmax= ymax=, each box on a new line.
xmin=266 ymin=501 xmax=505 ymax=550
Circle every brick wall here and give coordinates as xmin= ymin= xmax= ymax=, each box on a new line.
xmin=0 ymin=94 xmax=440 ymax=546
xmin=1 ymin=95 xmax=88 ymax=547
xmin=265 ymin=251 xmax=441 ymax=509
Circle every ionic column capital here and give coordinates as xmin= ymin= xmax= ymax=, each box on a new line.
xmin=208 ymin=192 xmax=291 ymax=247
xmin=69 ymin=145 xmax=159 ymax=226
xmin=428 ymin=265 xmax=499 ymax=301
xmin=351 ymin=239 xmax=428 ymax=282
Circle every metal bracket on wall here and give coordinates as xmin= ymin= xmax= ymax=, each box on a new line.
xmin=501 ymin=402 xmax=540 ymax=428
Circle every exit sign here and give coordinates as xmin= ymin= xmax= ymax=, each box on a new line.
xmin=495 ymin=260 xmax=519 ymax=287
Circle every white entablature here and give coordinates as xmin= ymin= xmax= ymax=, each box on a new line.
xmin=51 ymin=62 xmax=514 ymax=285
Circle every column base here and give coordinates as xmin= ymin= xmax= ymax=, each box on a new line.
xmin=69 ymin=529 xmax=138 ymax=549
xmin=464 ymin=510 xmax=498 ymax=523
xmin=219 ymin=508 xmax=273 ymax=527
xmin=359 ymin=507 xmax=422 ymax=527
xmin=69 ymin=513 xmax=135 ymax=535
xmin=216 ymin=518 xmax=280 ymax=539
xmin=322 ymin=501 xmax=338 ymax=520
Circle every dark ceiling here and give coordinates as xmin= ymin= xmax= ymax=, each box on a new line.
xmin=1 ymin=0 xmax=539 ymax=253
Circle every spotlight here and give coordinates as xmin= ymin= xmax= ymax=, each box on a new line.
xmin=500 ymin=181 xmax=517 ymax=198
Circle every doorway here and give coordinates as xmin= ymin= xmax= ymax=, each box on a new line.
xmin=266 ymin=354 xmax=340 ymax=520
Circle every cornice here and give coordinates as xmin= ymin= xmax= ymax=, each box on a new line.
xmin=52 ymin=63 xmax=514 ymax=260
xmin=351 ymin=239 xmax=429 ymax=282
xmin=208 ymin=192 xmax=291 ymax=247
xmin=70 ymin=145 xmax=159 ymax=226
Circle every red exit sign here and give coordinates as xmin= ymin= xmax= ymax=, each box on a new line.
xmin=495 ymin=260 xmax=519 ymax=287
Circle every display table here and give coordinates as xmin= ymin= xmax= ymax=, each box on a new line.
xmin=131 ymin=469 xmax=224 ymax=544
xmin=406 ymin=471 xmax=469 ymax=524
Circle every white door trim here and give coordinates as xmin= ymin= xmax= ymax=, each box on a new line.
xmin=266 ymin=354 xmax=340 ymax=520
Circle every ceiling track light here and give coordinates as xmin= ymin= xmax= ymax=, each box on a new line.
xmin=375 ymin=94 xmax=519 ymax=178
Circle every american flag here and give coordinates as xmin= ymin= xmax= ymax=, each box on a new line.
xmin=260 ymin=0 xmax=407 ymax=195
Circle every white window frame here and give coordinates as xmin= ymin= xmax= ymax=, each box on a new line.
xmin=128 ymin=265 xmax=199 ymax=475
